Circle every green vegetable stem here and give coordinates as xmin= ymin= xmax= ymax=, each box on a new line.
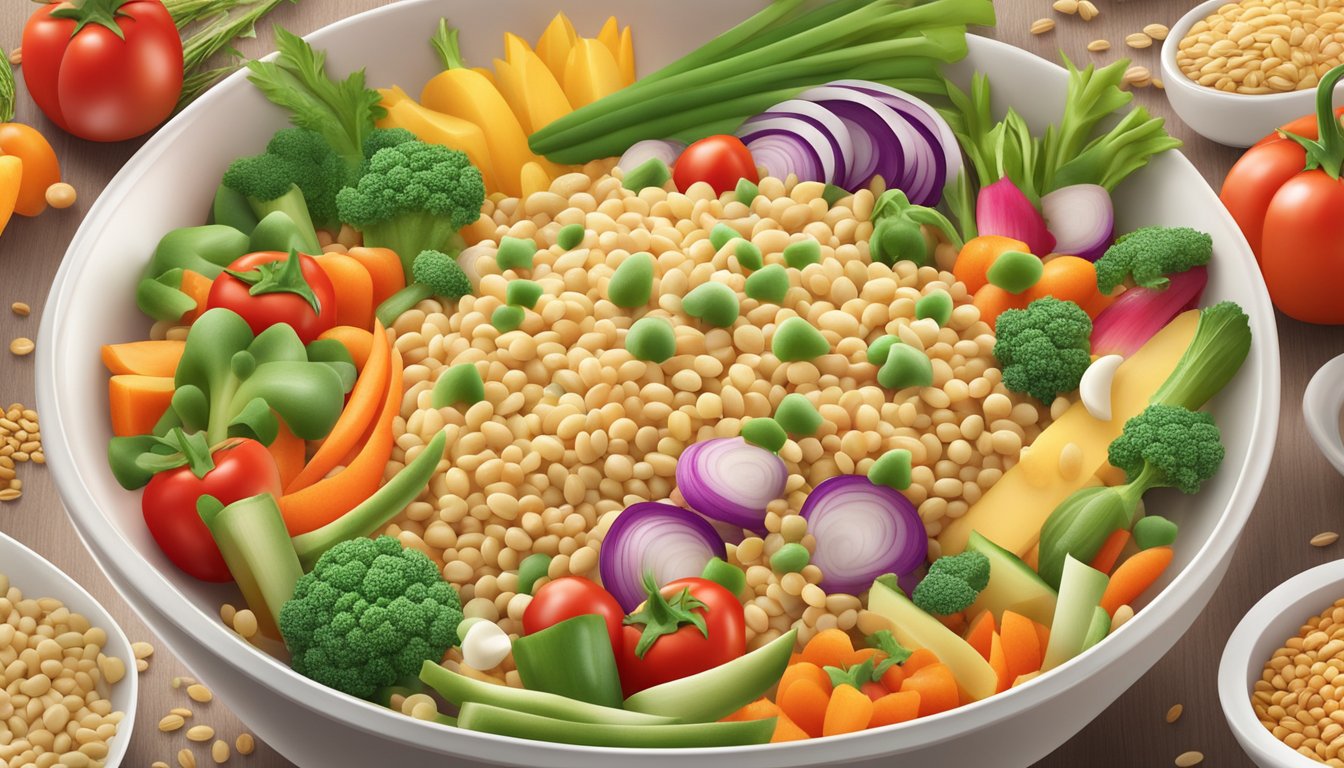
xmin=512 ymin=614 xmax=625 ymax=709
xmin=420 ymin=662 xmax=674 ymax=726
xmin=869 ymin=190 xmax=963 ymax=267
xmin=247 ymin=211 xmax=315 ymax=254
xmin=376 ymin=249 xmax=473 ymax=326
xmin=146 ymin=224 xmax=250 ymax=280
xmin=198 ymin=493 xmax=303 ymax=637
xmin=135 ymin=269 xmax=201 ymax=323
xmin=211 ymin=183 xmax=259 ymax=235
xmin=455 ymin=703 xmax=775 ymax=747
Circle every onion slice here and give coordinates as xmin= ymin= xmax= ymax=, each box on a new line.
xmin=738 ymin=116 xmax=830 ymax=183
xmin=799 ymin=475 xmax=926 ymax=594
xmin=829 ymin=81 xmax=960 ymax=205
xmin=676 ymin=437 xmax=787 ymax=532
xmin=617 ymin=139 xmax=686 ymax=172
xmin=1091 ymin=266 xmax=1208 ymax=358
xmin=977 ymin=177 xmax=1057 ymax=257
xmin=1041 ymin=184 xmax=1114 ymax=261
xmin=796 ymin=85 xmax=917 ymax=192
xmin=738 ymin=100 xmax=853 ymax=185
xmin=599 ymin=502 xmax=727 ymax=612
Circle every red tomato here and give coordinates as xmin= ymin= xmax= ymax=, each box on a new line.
xmin=522 ymin=576 xmax=624 ymax=654
xmin=142 ymin=437 xmax=282 ymax=582
xmin=673 ymin=135 xmax=758 ymax=196
xmin=616 ymin=577 xmax=746 ymax=697
xmin=22 ymin=0 xmax=183 ymax=142
xmin=207 ymin=251 xmax=337 ymax=344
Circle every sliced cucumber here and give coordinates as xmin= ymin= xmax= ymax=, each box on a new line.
xmin=622 ymin=630 xmax=795 ymax=723
xmin=966 ymin=530 xmax=1058 ymax=627
xmin=1041 ymin=555 xmax=1109 ymax=671
xmin=418 ymin=662 xmax=674 ymax=726
xmin=456 ymin=703 xmax=775 ymax=747
xmin=1080 ymin=605 xmax=1112 ymax=652
xmin=867 ymin=577 xmax=998 ymax=702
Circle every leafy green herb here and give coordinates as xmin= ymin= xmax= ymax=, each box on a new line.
xmin=0 ymin=46 xmax=13 ymax=124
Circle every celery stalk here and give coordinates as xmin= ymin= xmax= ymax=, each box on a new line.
xmin=198 ymin=493 xmax=303 ymax=637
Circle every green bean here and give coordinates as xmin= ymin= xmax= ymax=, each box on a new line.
xmin=626 ymin=317 xmax=676 ymax=363
xmin=701 ymin=557 xmax=747 ymax=596
xmin=770 ymin=543 xmax=810 ymax=574
xmin=431 ymin=363 xmax=485 ymax=408
xmin=557 ymin=223 xmax=586 ymax=250
xmin=916 ymin=289 xmax=953 ymax=326
xmin=608 ymin=252 xmax=655 ymax=308
xmin=491 ymin=305 xmax=525 ymax=332
xmin=734 ymin=241 xmax=763 ymax=272
xmin=506 ymin=279 xmax=544 ymax=309
xmin=741 ymin=418 xmax=787 ymax=453
xmin=517 ymin=553 xmax=553 ymax=595
xmin=783 ymin=238 xmax=821 ymax=269
xmin=745 ymin=264 xmax=789 ymax=303
xmin=682 ymin=281 xmax=740 ymax=328
xmin=869 ymin=449 xmax=913 ymax=491
xmin=497 ymin=236 xmax=537 ymax=271
xmin=771 ymin=317 xmax=829 ymax=362
xmin=774 ymin=393 xmax=821 ymax=436
xmin=1132 ymin=516 xmax=1178 ymax=550
xmin=987 ymin=251 xmax=1042 ymax=294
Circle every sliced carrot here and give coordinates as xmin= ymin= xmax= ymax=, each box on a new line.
xmin=878 ymin=660 xmax=906 ymax=692
xmin=1027 ymin=255 xmax=1114 ymax=319
xmin=953 ymin=235 xmax=1028 ymax=294
xmin=108 ymin=375 xmax=174 ymax=437
xmin=777 ymin=661 xmax=830 ymax=702
xmin=285 ymin=322 xmax=391 ymax=494
xmin=345 ymin=247 xmax=406 ymax=307
xmin=1034 ymin=620 xmax=1051 ymax=656
xmin=179 ymin=269 xmax=214 ymax=324
xmin=1089 ymin=529 xmax=1131 ymax=574
xmin=1100 ymin=546 xmax=1174 ymax=616
xmin=938 ymin=612 xmax=967 ymax=634
xmin=848 ymin=647 xmax=880 ymax=666
xmin=799 ymin=629 xmax=856 ymax=669
xmin=869 ymin=690 xmax=921 ymax=728
xmin=777 ymin=677 xmax=830 ymax=739
xmin=317 ymin=325 xmax=375 ymax=372
xmin=278 ymin=345 xmax=402 ymax=535
xmin=1000 ymin=611 xmax=1043 ymax=681
xmin=316 ymin=252 xmax=376 ymax=330
xmin=901 ymin=663 xmax=959 ymax=717
xmin=722 ymin=698 xmax=780 ymax=722
xmin=101 ymin=340 xmax=185 ymax=377
xmin=901 ymin=648 xmax=940 ymax=675
xmin=822 ymin=683 xmax=875 ymax=737
xmin=964 ymin=611 xmax=996 ymax=660
xmin=973 ymin=283 xmax=1030 ymax=327
xmin=770 ymin=711 xmax=811 ymax=743
xmin=268 ymin=419 xmax=307 ymax=489
xmin=987 ymin=632 xmax=1012 ymax=693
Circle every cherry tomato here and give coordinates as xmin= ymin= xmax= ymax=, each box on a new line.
xmin=207 ymin=251 xmax=337 ymax=344
xmin=616 ymin=577 xmax=746 ymax=697
xmin=142 ymin=436 xmax=281 ymax=582
xmin=673 ymin=135 xmax=758 ymax=196
xmin=523 ymin=576 xmax=625 ymax=654
xmin=22 ymin=0 xmax=183 ymax=142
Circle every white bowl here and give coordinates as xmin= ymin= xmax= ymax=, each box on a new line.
xmin=1160 ymin=0 xmax=1344 ymax=148
xmin=0 ymin=530 xmax=137 ymax=767
xmin=1220 ymin=561 xmax=1344 ymax=767
xmin=35 ymin=3 xmax=1282 ymax=766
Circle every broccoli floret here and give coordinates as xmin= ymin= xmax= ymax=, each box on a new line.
xmin=362 ymin=128 xmax=417 ymax=167
xmin=912 ymin=573 xmax=978 ymax=616
xmin=1108 ymin=404 xmax=1225 ymax=494
xmin=336 ymin=140 xmax=485 ymax=279
xmin=278 ymin=536 xmax=462 ymax=700
xmin=927 ymin=550 xmax=989 ymax=592
xmin=374 ymin=250 xmax=474 ymax=326
xmin=223 ymin=128 xmax=349 ymax=240
xmin=993 ymin=297 xmax=1093 ymax=404
xmin=1094 ymin=226 xmax=1213 ymax=294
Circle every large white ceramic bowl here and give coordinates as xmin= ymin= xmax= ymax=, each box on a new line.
xmin=36 ymin=3 xmax=1281 ymax=766
xmin=0 ymin=531 xmax=137 ymax=767
xmin=1220 ymin=561 xmax=1344 ymax=767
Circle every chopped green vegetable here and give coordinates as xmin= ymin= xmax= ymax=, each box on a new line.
xmin=491 ymin=305 xmax=526 ymax=333
xmin=913 ymin=571 xmax=978 ymax=615
xmin=506 ymin=279 xmax=544 ymax=309
xmin=771 ymin=317 xmax=829 ymax=361
xmin=866 ymin=335 xmax=900 ymax=365
xmin=734 ymin=240 xmax=763 ymax=271
xmin=623 ymin=630 xmax=796 ymax=723
xmin=993 ymin=297 xmax=1092 ymax=403
xmin=783 ymin=238 xmax=821 ymax=269
xmin=735 ymin=178 xmax=759 ymax=206
xmin=376 ymin=249 xmax=473 ymax=326
xmin=701 ymin=557 xmax=747 ymax=596
xmin=430 ymin=363 xmax=485 ymax=409
xmin=1150 ymin=302 xmax=1252 ymax=410
xmin=0 ymin=46 xmax=13 ymax=124
xmin=741 ymin=418 xmax=787 ymax=453
xmin=745 ymin=264 xmax=790 ymax=303
xmin=608 ymin=252 xmax=656 ymax=308
xmin=198 ymin=493 xmax=302 ymax=636
xmin=147 ymin=224 xmax=251 ymax=280
xmin=247 ymin=210 xmax=313 ymax=254
xmin=211 ymin=183 xmax=260 ymax=235
xmin=916 ymin=289 xmax=954 ymax=326
xmin=929 ymin=550 xmax=990 ymax=591
xmin=621 ymin=157 xmax=672 ymax=191
xmin=877 ymin=343 xmax=934 ymax=390
xmin=512 ymin=614 xmax=623 ymax=709
xmin=869 ymin=449 xmax=913 ymax=491
xmin=175 ymin=0 xmax=296 ymax=109
xmin=495 ymin=236 xmax=537 ymax=271
xmin=681 ymin=281 xmax=740 ymax=327
xmin=774 ymin=393 xmax=821 ymax=436
xmin=136 ymin=270 xmax=201 ymax=324
xmin=1093 ymin=226 xmax=1213 ymax=294
xmin=222 ymin=127 xmax=345 ymax=236
xmin=517 ymin=553 xmax=553 ymax=596
xmin=456 ymin=702 xmax=774 ymax=746
xmin=770 ymin=542 xmax=810 ymax=574
xmin=821 ymin=184 xmax=849 ymax=207
xmin=626 ymin=317 xmax=677 ymax=363
xmin=557 ymin=223 xmax=586 ymax=250
xmin=869 ymin=189 xmax=965 ymax=268
xmin=1132 ymin=515 xmax=1179 ymax=550
xmin=420 ymin=662 xmax=674 ymax=725
xmin=986 ymin=251 xmax=1043 ymax=294
xmin=710 ymin=223 xmax=743 ymax=251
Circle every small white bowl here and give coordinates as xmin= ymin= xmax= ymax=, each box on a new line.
xmin=1160 ymin=0 xmax=1344 ymax=148
xmin=1220 ymin=560 xmax=1344 ymax=767
xmin=0 ymin=530 xmax=138 ymax=767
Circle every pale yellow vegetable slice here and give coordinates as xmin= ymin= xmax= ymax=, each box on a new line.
xmin=377 ymin=89 xmax=499 ymax=193
xmin=867 ymin=578 xmax=998 ymax=702
xmin=597 ymin=17 xmax=621 ymax=59
xmin=617 ymin=26 xmax=635 ymax=85
xmin=563 ymin=38 xmax=625 ymax=109
xmin=503 ymin=34 xmax=574 ymax=132
xmin=535 ymin=12 xmax=577 ymax=83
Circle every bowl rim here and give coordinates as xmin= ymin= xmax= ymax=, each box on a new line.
xmin=1219 ymin=560 xmax=1344 ymax=768
xmin=0 ymin=529 xmax=138 ymax=767
xmin=34 ymin=3 xmax=1283 ymax=764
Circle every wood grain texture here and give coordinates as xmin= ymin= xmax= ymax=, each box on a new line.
xmin=0 ymin=1 xmax=1334 ymax=765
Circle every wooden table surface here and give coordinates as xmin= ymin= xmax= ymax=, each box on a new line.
xmin=2 ymin=0 xmax=1340 ymax=765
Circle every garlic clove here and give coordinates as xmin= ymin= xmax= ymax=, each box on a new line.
xmin=1080 ymin=354 xmax=1124 ymax=421
xmin=461 ymin=620 xmax=512 ymax=670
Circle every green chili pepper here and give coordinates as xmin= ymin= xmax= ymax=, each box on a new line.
xmin=147 ymin=224 xmax=251 ymax=280
xmin=511 ymin=614 xmax=624 ymax=709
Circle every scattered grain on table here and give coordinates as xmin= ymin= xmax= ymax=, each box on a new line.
xmin=1144 ymin=23 xmax=1170 ymax=40
xmin=171 ymin=707 xmax=194 ymax=718
xmin=187 ymin=725 xmax=216 ymax=742
xmin=1052 ymin=0 xmax=1078 ymax=14
xmin=1153 ymin=77 xmax=1165 ymax=90
xmin=1124 ymin=65 xmax=1153 ymax=88
xmin=1031 ymin=18 xmax=1055 ymax=35
xmin=1175 ymin=750 xmax=1204 ymax=767
xmin=10 ymin=302 xmax=29 ymax=317
xmin=1311 ymin=531 xmax=1339 ymax=547
xmin=1078 ymin=0 xmax=1099 ymax=21
xmin=1087 ymin=38 xmax=1111 ymax=52
xmin=1125 ymin=32 xmax=1153 ymax=49
xmin=134 ymin=640 xmax=155 ymax=659
xmin=153 ymin=762 xmax=170 ymax=768
xmin=212 ymin=739 xmax=230 ymax=764
xmin=235 ymin=733 xmax=255 ymax=756
xmin=173 ymin=676 xmax=196 ymax=689
xmin=137 ymin=657 xmax=150 ymax=672
xmin=159 ymin=714 xmax=187 ymax=732
xmin=179 ymin=748 xmax=197 ymax=768
xmin=1166 ymin=703 xmax=1184 ymax=723
xmin=6 ymin=48 xmax=19 ymax=66
xmin=9 ymin=337 xmax=34 ymax=356
xmin=187 ymin=683 xmax=214 ymax=703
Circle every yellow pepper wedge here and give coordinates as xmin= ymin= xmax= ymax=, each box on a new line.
xmin=534 ymin=12 xmax=577 ymax=84
xmin=376 ymin=87 xmax=499 ymax=193
xmin=502 ymin=34 xmax=573 ymax=133
xmin=597 ymin=17 xmax=620 ymax=59
xmin=519 ymin=161 xmax=551 ymax=198
xmin=617 ymin=26 xmax=636 ymax=85
xmin=0 ymin=155 xmax=20 ymax=237
xmin=563 ymin=38 xmax=625 ymax=109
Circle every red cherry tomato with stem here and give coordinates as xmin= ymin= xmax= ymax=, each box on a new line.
xmin=674 ymin=135 xmax=758 ymax=196
xmin=616 ymin=576 xmax=746 ymax=697
xmin=207 ymin=251 xmax=337 ymax=344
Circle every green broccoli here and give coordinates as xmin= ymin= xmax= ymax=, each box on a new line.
xmin=374 ymin=250 xmax=474 ymax=326
xmin=927 ymin=550 xmax=989 ymax=591
xmin=913 ymin=551 xmax=989 ymax=616
xmin=222 ymin=128 xmax=349 ymax=246
xmin=278 ymin=536 xmax=463 ymax=700
xmin=993 ymin=297 xmax=1093 ymax=404
xmin=1094 ymin=226 xmax=1213 ymax=295
xmin=336 ymin=140 xmax=486 ymax=279
xmin=361 ymin=127 xmax=417 ymax=169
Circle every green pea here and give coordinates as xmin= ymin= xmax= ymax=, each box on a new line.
xmin=916 ymin=289 xmax=954 ymax=327
xmin=986 ymin=250 xmax=1043 ymax=294
xmin=682 ymin=281 xmax=740 ymax=327
xmin=701 ymin=557 xmax=746 ymax=596
xmin=771 ymin=317 xmax=830 ymax=362
xmin=497 ymin=236 xmax=537 ymax=271
xmin=457 ymin=617 xmax=487 ymax=643
xmin=491 ymin=305 xmax=525 ymax=332
xmin=783 ymin=238 xmax=822 ymax=269
xmin=745 ymin=264 xmax=790 ymax=303
xmin=741 ymin=418 xmax=787 ymax=453
xmin=608 ymin=252 xmax=655 ymax=308
xmin=735 ymin=178 xmax=759 ymax=206
xmin=770 ymin=542 xmax=811 ymax=574
xmin=775 ymin=393 xmax=821 ymax=436
xmin=734 ymin=240 xmax=763 ymax=272
xmin=626 ymin=317 xmax=676 ymax=362
xmin=821 ymin=184 xmax=850 ymax=207
xmin=431 ymin=363 xmax=485 ymax=408
xmin=866 ymin=335 xmax=900 ymax=365
xmin=517 ymin=553 xmax=553 ymax=595
xmin=877 ymin=343 xmax=934 ymax=389
xmin=869 ymin=449 xmax=913 ymax=490
xmin=506 ymin=279 xmax=544 ymax=309
xmin=622 ymin=157 xmax=671 ymax=191
xmin=710 ymin=223 xmax=742 ymax=251
xmin=557 ymin=223 xmax=585 ymax=250
xmin=1132 ymin=516 xmax=1179 ymax=550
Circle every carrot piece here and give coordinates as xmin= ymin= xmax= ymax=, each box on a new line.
xmin=1025 ymin=544 xmax=1040 ymax=571
xmin=953 ymin=235 xmax=1028 ymax=294
xmin=278 ymin=345 xmax=402 ymax=535
xmin=777 ymin=661 xmax=830 ymax=702
xmin=848 ymin=647 xmax=880 ymax=666
xmin=799 ymin=629 xmax=856 ymax=669
xmin=869 ymin=690 xmax=921 ymax=728
xmin=771 ymin=710 xmax=811 ymax=742
xmin=178 ymin=269 xmax=214 ymax=324
xmin=722 ymin=698 xmax=780 ymax=722
xmin=1089 ymin=529 xmax=1131 ymax=574
xmin=1100 ymin=546 xmax=1174 ymax=616
xmin=1033 ymin=620 xmax=1051 ymax=656
xmin=1027 ymin=255 xmax=1114 ymax=319
xmin=108 ymin=375 xmax=175 ymax=437
xmin=285 ymin=323 xmax=391 ymax=494
xmin=268 ymin=419 xmax=307 ymax=489
xmin=901 ymin=648 xmax=940 ymax=675
xmin=317 ymin=326 xmax=375 ymax=372
xmin=822 ymin=683 xmax=875 ymax=737
xmin=972 ymin=283 xmax=1030 ymax=327
xmin=964 ymin=611 xmax=996 ymax=660
xmin=346 ymin=247 xmax=407 ymax=307
xmin=315 ymin=253 xmax=376 ymax=330
xmin=900 ymin=663 xmax=959 ymax=717
xmin=878 ymin=660 xmax=906 ymax=692
xmin=777 ymin=677 xmax=830 ymax=739
xmin=987 ymin=632 xmax=1012 ymax=693
xmin=101 ymin=340 xmax=185 ymax=377
xmin=1000 ymin=611 xmax=1043 ymax=681
xmin=938 ymin=612 xmax=967 ymax=634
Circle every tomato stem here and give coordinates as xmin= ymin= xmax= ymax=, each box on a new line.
xmin=1281 ymin=64 xmax=1344 ymax=180
xmin=622 ymin=573 xmax=709 ymax=658
xmin=223 ymin=249 xmax=322 ymax=314
xmin=49 ymin=0 xmax=134 ymax=40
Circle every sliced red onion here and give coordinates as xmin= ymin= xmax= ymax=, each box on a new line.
xmin=676 ymin=437 xmax=787 ymax=532
xmin=1041 ymin=184 xmax=1115 ymax=262
xmin=829 ymin=81 xmax=958 ymax=205
xmin=796 ymin=85 xmax=917 ymax=192
xmin=599 ymin=502 xmax=726 ymax=612
xmin=617 ymin=140 xmax=686 ymax=172
xmin=738 ymin=100 xmax=852 ymax=185
xmin=799 ymin=475 xmax=926 ymax=594
xmin=738 ymin=117 xmax=828 ymax=183
xmin=1092 ymin=266 xmax=1208 ymax=358
xmin=977 ymin=177 xmax=1057 ymax=257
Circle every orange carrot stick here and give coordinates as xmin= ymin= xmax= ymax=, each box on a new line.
xmin=317 ymin=326 xmax=375 ymax=372
xmin=316 ymin=252 xmax=375 ymax=330
xmin=722 ymin=698 xmax=779 ymax=722
xmin=778 ymin=677 xmax=830 ymax=739
xmin=777 ymin=661 xmax=830 ymax=702
xmin=101 ymin=340 xmax=185 ymax=377
xmin=964 ymin=612 xmax=996 ymax=660
xmin=901 ymin=663 xmax=959 ymax=717
xmin=1100 ymin=546 xmax=1174 ymax=615
xmin=901 ymin=648 xmax=940 ymax=675
xmin=987 ymin=632 xmax=1011 ymax=693
xmin=822 ymin=683 xmax=875 ymax=737
xmin=1089 ymin=529 xmax=1131 ymax=574
xmin=1000 ymin=611 xmax=1043 ymax=681
xmin=346 ymin=247 xmax=407 ymax=309
xmin=869 ymin=691 xmax=920 ymax=728
xmin=267 ymin=419 xmax=307 ymax=489
xmin=954 ymin=235 xmax=1028 ymax=294
xmin=770 ymin=711 xmax=811 ymax=742
xmin=799 ymin=629 xmax=856 ymax=669
xmin=108 ymin=375 xmax=174 ymax=437
xmin=179 ymin=269 xmax=214 ymax=324
xmin=1027 ymin=255 xmax=1114 ymax=319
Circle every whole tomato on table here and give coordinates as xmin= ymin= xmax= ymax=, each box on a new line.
xmin=22 ymin=0 xmax=183 ymax=142
xmin=1221 ymin=64 xmax=1344 ymax=324
xmin=207 ymin=251 xmax=337 ymax=343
